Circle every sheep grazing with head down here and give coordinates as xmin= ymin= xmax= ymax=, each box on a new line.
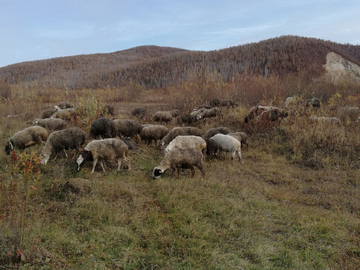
xmin=160 ymin=126 xmax=203 ymax=148
xmin=227 ymin=132 xmax=249 ymax=149
xmin=113 ymin=119 xmax=142 ymax=138
xmin=131 ymin=107 xmax=147 ymax=119
xmin=204 ymin=138 xmax=220 ymax=159
xmin=164 ymin=136 xmax=207 ymax=157
xmin=5 ymin=126 xmax=49 ymax=155
xmin=196 ymin=107 xmax=222 ymax=120
xmin=202 ymin=127 xmax=231 ymax=139
xmin=140 ymin=124 xmax=169 ymax=146
xmin=31 ymin=118 xmax=67 ymax=131
xmin=40 ymin=127 xmax=86 ymax=165
xmin=210 ymin=133 xmax=243 ymax=163
xmin=76 ymin=138 xmax=130 ymax=173
xmin=88 ymin=118 xmax=116 ymax=139
xmin=152 ymin=148 xmax=205 ymax=179
xmin=151 ymin=111 xmax=173 ymax=123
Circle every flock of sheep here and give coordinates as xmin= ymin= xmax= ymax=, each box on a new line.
xmin=4 ymin=99 xmax=249 ymax=179
xmin=4 ymin=96 xmax=359 ymax=178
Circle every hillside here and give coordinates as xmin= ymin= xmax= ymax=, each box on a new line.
xmin=1 ymin=36 xmax=360 ymax=90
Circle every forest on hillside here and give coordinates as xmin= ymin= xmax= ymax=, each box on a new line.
xmin=1 ymin=35 xmax=360 ymax=90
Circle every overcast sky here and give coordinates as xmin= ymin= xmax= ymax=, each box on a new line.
xmin=1 ymin=0 xmax=359 ymax=67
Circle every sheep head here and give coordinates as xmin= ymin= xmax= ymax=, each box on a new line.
xmin=40 ymin=153 xmax=50 ymax=165
xmin=76 ymin=150 xmax=92 ymax=172
xmin=152 ymin=167 xmax=164 ymax=179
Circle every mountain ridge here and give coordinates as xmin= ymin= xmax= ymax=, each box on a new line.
xmin=1 ymin=36 xmax=360 ymax=89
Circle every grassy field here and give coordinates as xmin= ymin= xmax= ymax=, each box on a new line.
xmin=0 ymin=86 xmax=359 ymax=269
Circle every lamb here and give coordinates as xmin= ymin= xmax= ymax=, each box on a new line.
xmin=40 ymin=127 xmax=86 ymax=165
xmin=159 ymin=127 xmax=203 ymax=148
xmin=140 ymin=124 xmax=169 ymax=145
xmin=152 ymin=148 xmax=205 ymax=179
xmin=309 ymin=116 xmax=341 ymax=125
xmin=152 ymin=111 xmax=173 ymax=123
xmin=88 ymin=118 xmax=116 ymax=139
xmin=113 ymin=119 xmax=142 ymax=138
xmin=76 ymin=138 xmax=130 ymax=173
xmin=5 ymin=126 xmax=49 ymax=155
xmin=210 ymin=133 xmax=243 ymax=163
xmin=227 ymin=132 xmax=249 ymax=149
xmin=31 ymin=118 xmax=67 ymax=131
xmin=202 ymin=127 xmax=231 ymax=139
xmin=196 ymin=107 xmax=222 ymax=120
xmin=164 ymin=136 xmax=207 ymax=157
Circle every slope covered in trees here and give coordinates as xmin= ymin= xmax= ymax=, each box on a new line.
xmin=1 ymin=36 xmax=360 ymax=90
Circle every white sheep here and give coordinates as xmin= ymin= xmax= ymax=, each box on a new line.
xmin=210 ymin=133 xmax=243 ymax=163
xmin=5 ymin=126 xmax=48 ymax=155
xmin=309 ymin=116 xmax=341 ymax=125
xmin=152 ymin=148 xmax=205 ymax=179
xmin=31 ymin=118 xmax=67 ymax=131
xmin=76 ymin=138 xmax=130 ymax=173
xmin=40 ymin=127 xmax=86 ymax=165
xmin=164 ymin=136 xmax=207 ymax=157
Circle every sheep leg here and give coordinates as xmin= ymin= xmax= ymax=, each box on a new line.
xmin=197 ymin=164 xmax=205 ymax=178
xmin=99 ymin=161 xmax=106 ymax=172
xmin=190 ymin=167 xmax=195 ymax=178
xmin=91 ymin=158 xmax=98 ymax=173
xmin=237 ymin=150 xmax=244 ymax=164
xmin=63 ymin=149 xmax=68 ymax=158
xmin=124 ymin=157 xmax=131 ymax=171
xmin=117 ymin=158 xmax=122 ymax=171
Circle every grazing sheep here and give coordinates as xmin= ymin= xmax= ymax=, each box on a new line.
xmin=40 ymin=127 xmax=86 ymax=165
xmin=244 ymin=105 xmax=276 ymax=123
xmin=210 ymin=99 xmax=237 ymax=108
xmin=253 ymin=108 xmax=288 ymax=122
xmin=196 ymin=107 xmax=222 ymax=120
xmin=140 ymin=124 xmax=169 ymax=145
xmin=50 ymin=107 xmax=72 ymax=120
xmin=210 ymin=134 xmax=243 ymax=163
xmin=204 ymin=138 xmax=220 ymax=159
xmin=305 ymin=98 xmax=321 ymax=108
xmin=113 ymin=119 xmax=142 ymax=138
xmin=160 ymin=127 xmax=203 ymax=148
xmin=227 ymin=132 xmax=249 ymax=149
xmin=58 ymin=101 xmax=74 ymax=109
xmin=76 ymin=138 xmax=130 ymax=173
xmin=132 ymin=107 xmax=147 ymax=119
xmin=39 ymin=108 xmax=57 ymax=119
xmin=337 ymin=106 xmax=359 ymax=122
xmin=88 ymin=118 xmax=116 ymax=139
xmin=152 ymin=148 xmax=205 ymax=179
xmin=309 ymin=116 xmax=341 ymax=125
xmin=152 ymin=111 xmax=173 ymax=123
xmin=202 ymin=127 xmax=231 ymax=139
xmin=283 ymin=96 xmax=301 ymax=108
xmin=181 ymin=114 xmax=198 ymax=125
xmin=164 ymin=136 xmax=207 ymax=157
xmin=5 ymin=126 xmax=49 ymax=155
xmin=169 ymin=109 xmax=180 ymax=117
xmin=31 ymin=118 xmax=67 ymax=131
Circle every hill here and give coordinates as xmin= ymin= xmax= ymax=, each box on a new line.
xmin=1 ymin=35 xmax=360 ymax=90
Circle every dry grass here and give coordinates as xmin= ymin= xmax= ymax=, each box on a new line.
xmin=0 ymin=81 xmax=359 ymax=269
